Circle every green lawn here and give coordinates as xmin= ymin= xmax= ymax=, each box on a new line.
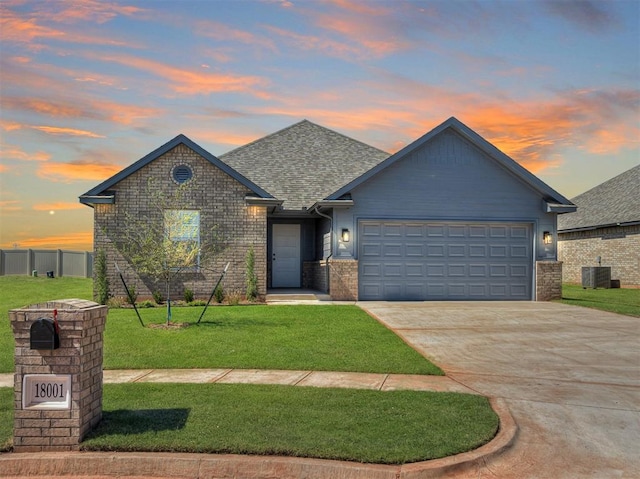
xmin=81 ymin=383 xmax=498 ymax=464
xmin=559 ymin=284 xmax=640 ymax=317
xmin=103 ymin=305 xmax=442 ymax=374
xmin=0 ymin=276 xmax=440 ymax=375
xmin=0 ymin=276 xmax=93 ymax=372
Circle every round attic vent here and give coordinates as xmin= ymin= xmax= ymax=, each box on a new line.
xmin=172 ymin=164 xmax=193 ymax=184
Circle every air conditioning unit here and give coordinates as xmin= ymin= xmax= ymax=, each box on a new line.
xmin=581 ymin=267 xmax=611 ymax=289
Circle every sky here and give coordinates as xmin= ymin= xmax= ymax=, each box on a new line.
xmin=1 ymin=0 xmax=639 ymax=252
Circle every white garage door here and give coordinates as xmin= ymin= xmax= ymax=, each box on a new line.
xmin=358 ymin=221 xmax=533 ymax=300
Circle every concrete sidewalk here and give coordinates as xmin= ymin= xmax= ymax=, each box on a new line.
xmin=2 ymin=368 xmax=477 ymax=393
xmin=1 ymin=368 xmax=516 ymax=479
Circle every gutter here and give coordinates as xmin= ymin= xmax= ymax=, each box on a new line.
xmin=313 ymin=205 xmax=333 ymax=294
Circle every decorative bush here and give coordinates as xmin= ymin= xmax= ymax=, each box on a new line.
xmin=152 ymin=290 xmax=164 ymax=304
xmin=214 ymin=285 xmax=225 ymax=304
xmin=245 ymin=246 xmax=258 ymax=302
xmin=184 ymin=288 xmax=195 ymax=303
xmin=95 ymin=249 xmax=109 ymax=305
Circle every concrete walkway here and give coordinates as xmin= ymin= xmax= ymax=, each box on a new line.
xmin=360 ymin=301 xmax=640 ymax=479
xmin=1 ymin=367 xmax=516 ymax=478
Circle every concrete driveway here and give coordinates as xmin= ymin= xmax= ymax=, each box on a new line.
xmin=359 ymin=301 xmax=640 ymax=479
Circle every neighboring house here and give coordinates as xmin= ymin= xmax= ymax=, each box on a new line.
xmin=80 ymin=117 xmax=575 ymax=302
xmin=558 ymin=164 xmax=640 ymax=287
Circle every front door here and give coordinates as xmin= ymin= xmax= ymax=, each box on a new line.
xmin=272 ymin=223 xmax=301 ymax=287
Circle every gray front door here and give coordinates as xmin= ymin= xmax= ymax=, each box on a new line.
xmin=272 ymin=223 xmax=301 ymax=288
xmin=358 ymin=220 xmax=533 ymax=300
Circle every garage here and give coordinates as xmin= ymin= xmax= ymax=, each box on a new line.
xmin=358 ymin=220 xmax=533 ymax=300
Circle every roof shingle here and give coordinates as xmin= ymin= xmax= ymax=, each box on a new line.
xmin=558 ymin=164 xmax=640 ymax=231
xmin=220 ymin=120 xmax=390 ymax=209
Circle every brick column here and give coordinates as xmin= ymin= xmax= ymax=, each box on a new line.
xmin=329 ymin=259 xmax=358 ymax=301
xmin=10 ymin=299 xmax=108 ymax=452
xmin=536 ymin=261 xmax=563 ymax=301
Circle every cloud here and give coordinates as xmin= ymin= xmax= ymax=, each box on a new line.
xmin=0 ymin=142 xmax=51 ymax=162
xmin=543 ymin=0 xmax=620 ymax=33
xmin=1 ymin=96 xmax=161 ymax=125
xmin=32 ymin=0 xmax=144 ymax=24
xmin=33 ymin=202 xmax=84 ymax=211
xmin=37 ymin=160 xmax=122 ymax=182
xmin=91 ymin=53 xmax=269 ymax=96
xmin=0 ymin=230 xmax=93 ymax=250
xmin=0 ymin=4 xmax=132 ymax=48
xmin=0 ymin=200 xmax=22 ymax=212
xmin=30 ymin=126 xmax=105 ymax=138
xmin=195 ymin=20 xmax=277 ymax=52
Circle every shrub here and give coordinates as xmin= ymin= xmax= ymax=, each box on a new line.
xmin=152 ymin=290 xmax=164 ymax=304
xmin=127 ymin=285 xmax=138 ymax=305
xmin=214 ymin=285 xmax=225 ymax=303
xmin=226 ymin=291 xmax=243 ymax=306
xmin=137 ymin=300 xmax=155 ymax=308
xmin=95 ymin=249 xmax=109 ymax=305
xmin=245 ymin=246 xmax=258 ymax=302
xmin=184 ymin=288 xmax=194 ymax=303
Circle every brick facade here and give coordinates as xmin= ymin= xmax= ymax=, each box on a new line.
xmin=10 ymin=300 xmax=107 ymax=452
xmin=558 ymin=225 xmax=640 ymax=287
xmin=94 ymin=144 xmax=267 ymax=302
xmin=328 ymin=259 xmax=358 ymax=301
xmin=303 ymin=260 xmax=328 ymax=293
xmin=535 ymin=261 xmax=563 ymax=301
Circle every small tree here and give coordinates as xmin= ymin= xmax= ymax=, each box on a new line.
xmin=245 ymin=245 xmax=258 ymax=301
xmin=118 ymin=178 xmax=224 ymax=324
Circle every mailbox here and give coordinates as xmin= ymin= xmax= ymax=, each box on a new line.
xmin=30 ymin=318 xmax=60 ymax=350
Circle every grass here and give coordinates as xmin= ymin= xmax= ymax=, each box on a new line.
xmin=559 ymin=283 xmax=640 ymax=317
xmin=80 ymin=383 xmax=499 ymax=464
xmin=0 ymin=276 xmax=93 ymax=372
xmin=0 ymin=276 xmax=440 ymax=375
xmin=103 ymin=305 xmax=442 ymax=374
xmin=0 ymin=387 xmax=11 ymax=452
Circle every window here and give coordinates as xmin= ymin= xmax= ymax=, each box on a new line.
xmin=164 ymin=210 xmax=200 ymax=269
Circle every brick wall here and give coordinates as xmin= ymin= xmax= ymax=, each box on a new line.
xmin=535 ymin=261 xmax=562 ymax=301
xmin=303 ymin=260 xmax=328 ymax=292
xmin=558 ymin=224 xmax=639 ymax=287
xmin=10 ymin=300 xmax=107 ymax=452
xmin=329 ymin=259 xmax=358 ymax=301
xmin=94 ymin=144 xmax=267 ymax=302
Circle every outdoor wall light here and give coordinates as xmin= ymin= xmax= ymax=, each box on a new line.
xmin=543 ymin=231 xmax=553 ymax=245
xmin=341 ymin=228 xmax=350 ymax=242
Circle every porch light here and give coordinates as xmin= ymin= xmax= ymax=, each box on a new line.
xmin=543 ymin=231 xmax=553 ymax=245
xmin=341 ymin=228 xmax=350 ymax=242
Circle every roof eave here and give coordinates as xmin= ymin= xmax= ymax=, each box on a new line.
xmin=559 ymin=220 xmax=640 ymax=233
xmin=545 ymin=202 xmax=577 ymax=214
xmin=79 ymin=194 xmax=115 ymax=206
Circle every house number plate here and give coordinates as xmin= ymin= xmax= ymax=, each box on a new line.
xmin=22 ymin=374 xmax=71 ymax=410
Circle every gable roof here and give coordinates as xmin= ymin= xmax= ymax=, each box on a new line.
xmin=326 ymin=117 xmax=576 ymax=210
xmin=220 ymin=120 xmax=390 ymax=210
xmin=558 ymin=164 xmax=640 ymax=232
xmin=79 ymin=134 xmax=274 ymax=205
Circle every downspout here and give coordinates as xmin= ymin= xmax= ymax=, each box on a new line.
xmin=313 ymin=206 xmax=333 ymax=294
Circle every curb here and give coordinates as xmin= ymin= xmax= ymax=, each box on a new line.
xmin=0 ymin=398 xmax=516 ymax=478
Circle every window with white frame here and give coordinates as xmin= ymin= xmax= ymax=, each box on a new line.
xmin=164 ymin=210 xmax=200 ymax=269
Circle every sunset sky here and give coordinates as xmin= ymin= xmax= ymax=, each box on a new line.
xmin=1 ymin=0 xmax=638 ymax=252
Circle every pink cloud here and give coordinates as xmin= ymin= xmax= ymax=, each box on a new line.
xmin=31 ymin=126 xmax=105 ymax=138
xmin=0 ymin=142 xmax=51 ymax=162
xmin=37 ymin=161 xmax=122 ymax=182
xmin=92 ymin=53 xmax=269 ymax=96
xmin=33 ymin=202 xmax=84 ymax=211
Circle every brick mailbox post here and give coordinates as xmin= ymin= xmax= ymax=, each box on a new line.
xmin=10 ymin=299 xmax=107 ymax=452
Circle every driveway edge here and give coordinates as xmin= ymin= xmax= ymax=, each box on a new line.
xmin=0 ymin=398 xmax=516 ymax=478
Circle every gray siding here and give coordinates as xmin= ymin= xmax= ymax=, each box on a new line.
xmin=334 ymin=130 xmax=557 ymax=261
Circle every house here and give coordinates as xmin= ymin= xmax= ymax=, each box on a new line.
xmin=558 ymin=164 xmax=640 ymax=287
xmin=79 ymin=117 xmax=576 ymax=302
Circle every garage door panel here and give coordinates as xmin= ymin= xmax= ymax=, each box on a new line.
xmin=359 ymin=220 xmax=532 ymax=300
